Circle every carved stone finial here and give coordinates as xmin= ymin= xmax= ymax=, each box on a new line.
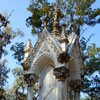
xmin=43 ymin=13 xmax=48 ymax=28
xmin=24 ymin=72 xmax=39 ymax=86
xmin=59 ymin=24 xmax=69 ymax=43
xmin=53 ymin=66 xmax=69 ymax=81
xmin=24 ymin=39 xmax=32 ymax=53
xmin=24 ymin=39 xmax=32 ymax=61
xmin=62 ymin=24 xmax=66 ymax=33
xmin=51 ymin=6 xmax=62 ymax=36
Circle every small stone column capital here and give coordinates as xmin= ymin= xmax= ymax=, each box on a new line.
xmin=53 ymin=66 xmax=69 ymax=81
xmin=53 ymin=66 xmax=69 ymax=100
xmin=24 ymin=73 xmax=39 ymax=86
xmin=24 ymin=73 xmax=39 ymax=100
xmin=57 ymin=52 xmax=70 ymax=63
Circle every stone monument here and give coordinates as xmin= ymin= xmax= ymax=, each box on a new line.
xmin=22 ymin=6 xmax=84 ymax=100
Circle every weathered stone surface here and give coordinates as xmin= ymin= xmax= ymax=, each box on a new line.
xmin=39 ymin=66 xmax=57 ymax=100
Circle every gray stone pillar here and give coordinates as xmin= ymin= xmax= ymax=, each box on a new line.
xmin=24 ymin=73 xmax=39 ymax=100
xmin=27 ymin=85 xmax=33 ymax=100
xmin=69 ymin=80 xmax=81 ymax=100
xmin=53 ymin=66 xmax=69 ymax=100
xmin=74 ymin=90 xmax=80 ymax=100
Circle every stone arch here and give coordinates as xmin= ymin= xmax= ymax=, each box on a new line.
xmin=30 ymin=52 xmax=57 ymax=100
xmin=30 ymin=52 xmax=57 ymax=76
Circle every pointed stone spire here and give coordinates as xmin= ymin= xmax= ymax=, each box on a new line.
xmin=24 ymin=39 xmax=32 ymax=61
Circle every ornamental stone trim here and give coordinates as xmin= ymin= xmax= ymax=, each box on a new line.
xmin=24 ymin=73 xmax=39 ymax=87
xmin=59 ymin=24 xmax=69 ymax=44
xmin=46 ymin=37 xmax=61 ymax=56
xmin=51 ymin=6 xmax=61 ymax=36
xmin=57 ymin=52 xmax=70 ymax=63
xmin=53 ymin=66 xmax=69 ymax=81
xmin=21 ymin=32 xmax=46 ymax=70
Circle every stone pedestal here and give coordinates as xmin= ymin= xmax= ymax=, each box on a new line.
xmin=24 ymin=73 xmax=39 ymax=100
xmin=69 ymin=80 xmax=81 ymax=100
xmin=53 ymin=66 xmax=69 ymax=100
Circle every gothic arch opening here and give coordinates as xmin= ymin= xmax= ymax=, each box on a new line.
xmin=31 ymin=52 xmax=57 ymax=76
xmin=39 ymin=64 xmax=57 ymax=100
xmin=30 ymin=52 xmax=57 ymax=100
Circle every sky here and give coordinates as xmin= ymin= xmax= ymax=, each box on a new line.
xmin=0 ymin=0 xmax=100 ymax=89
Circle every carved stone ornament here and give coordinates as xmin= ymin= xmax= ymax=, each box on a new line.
xmin=43 ymin=13 xmax=49 ymax=27
xmin=53 ymin=66 xmax=69 ymax=81
xmin=21 ymin=32 xmax=46 ymax=71
xmin=69 ymin=80 xmax=81 ymax=93
xmin=59 ymin=24 xmax=69 ymax=44
xmin=24 ymin=39 xmax=32 ymax=53
xmin=50 ymin=6 xmax=63 ymax=36
xmin=21 ymin=62 xmax=29 ymax=71
xmin=24 ymin=72 xmax=39 ymax=86
xmin=57 ymin=52 xmax=70 ymax=63
xmin=47 ymin=37 xmax=61 ymax=56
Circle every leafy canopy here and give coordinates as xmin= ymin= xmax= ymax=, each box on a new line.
xmin=26 ymin=0 xmax=100 ymax=35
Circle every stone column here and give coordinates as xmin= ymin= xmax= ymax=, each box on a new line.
xmin=53 ymin=66 xmax=69 ymax=100
xmin=74 ymin=89 xmax=80 ymax=100
xmin=24 ymin=73 xmax=39 ymax=100
xmin=27 ymin=85 xmax=33 ymax=100
xmin=69 ymin=80 xmax=81 ymax=100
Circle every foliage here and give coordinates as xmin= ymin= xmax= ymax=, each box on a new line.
xmin=0 ymin=61 xmax=10 ymax=87
xmin=0 ymin=12 xmax=24 ymax=99
xmin=0 ymin=13 xmax=10 ymax=58
xmin=26 ymin=0 xmax=100 ymax=35
xmin=0 ymin=14 xmax=23 ymax=58
xmin=0 ymin=13 xmax=10 ymax=90
xmin=26 ymin=0 xmax=56 ymax=34
xmin=9 ymin=67 xmax=27 ymax=100
xmin=11 ymin=42 xmax=25 ymax=64
xmin=0 ymin=88 xmax=11 ymax=99
xmin=81 ymin=43 xmax=100 ymax=99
